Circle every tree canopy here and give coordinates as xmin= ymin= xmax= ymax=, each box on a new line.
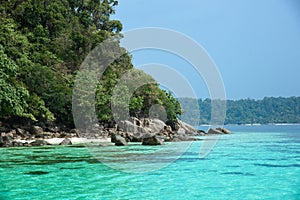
xmin=0 ymin=0 xmax=182 ymax=127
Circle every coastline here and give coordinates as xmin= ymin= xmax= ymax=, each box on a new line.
xmin=14 ymin=137 xmax=112 ymax=146
xmin=0 ymin=117 xmax=232 ymax=148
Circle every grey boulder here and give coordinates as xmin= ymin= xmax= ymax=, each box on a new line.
xmin=59 ymin=138 xmax=72 ymax=145
xmin=111 ymin=134 xmax=128 ymax=146
xmin=208 ymin=128 xmax=224 ymax=134
xmin=216 ymin=127 xmax=232 ymax=134
xmin=142 ymin=134 xmax=164 ymax=145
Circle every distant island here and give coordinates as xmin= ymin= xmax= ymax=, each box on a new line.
xmin=179 ymin=96 xmax=300 ymax=125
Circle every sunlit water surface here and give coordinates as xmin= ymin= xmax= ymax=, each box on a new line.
xmin=1 ymin=125 xmax=299 ymax=199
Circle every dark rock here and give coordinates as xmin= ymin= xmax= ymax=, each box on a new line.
xmin=42 ymin=132 xmax=53 ymax=139
xmin=125 ymin=132 xmax=133 ymax=142
xmin=46 ymin=126 xmax=60 ymax=133
xmin=6 ymin=131 xmax=14 ymax=138
xmin=30 ymin=140 xmax=51 ymax=146
xmin=59 ymin=132 xmax=72 ymax=138
xmin=113 ymin=135 xmax=128 ymax=146
xmin=59 ymin=138 xmax=72 ymax=145
xmin=30 ymin=126 xmax=43 ymax=135
xmin=142 ymin=134 xmax=164 ymax=145
xmin=131 ymin=132 xmax=143 ymax=142
xmin=164 ymin=136 xmax=171 ymax=142
xmin=12 ymin=141 xmax=23 ymax=147
xmin=16 ymin=128 xmax=26 ymax=136
xmin=166 ymin=120 xmax=176 ymax=131
xmin=69 ymin=129 xmax=77 ymax=133
xmin=0 ymin=136 xmax=13 ymax=147
xmin=7 ymin=130 xmax=17 ymax=137
xmin=25 ymin=171 xmax=49 ymax=175
xmin=110 ymin=133 xmax=117 ymax=143
xmin=0 ymin=136 xmax=3 ymax=147
xmin=0 ymin=124 xmax=11 ymax=133
xmin=164 ymin=125 xmax=172 ymax=133
xmin=59 ymin=132 xmax=67 ymax=138
xmin=197 ymin=130 xmax=206 ymax=136
xmin=111 ymin=133 xmax=127 ymax=146
xmin=35 ymin=134 xmax=44 ymax=138
xmin=110 ymin=131 xmax=126 ymax=141
xmin=23 ymin=142 xmax=30 ymax=147
xmin=131 ymin=117 xmax=142 ymax=126
xmin=208 ymin=128 xmax=223 ymax=134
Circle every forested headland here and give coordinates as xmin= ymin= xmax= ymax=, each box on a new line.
xmin=0 ymin=0 xmax=181 ymax=130
xmin=1 ymin=1 xmax=299 ymax=132
xmin=179 ymin=96 xmax=300 ymax=125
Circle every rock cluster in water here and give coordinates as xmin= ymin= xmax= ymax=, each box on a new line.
xmin=0 ymin=117 xmax=231 ymax=147
xmin=108 ymin=118 xmax=231 ymax=146
xmin=108 ymin=118 xmax=201 ymax=146
xmin=0 ymin=121 xmax=77 ymax=147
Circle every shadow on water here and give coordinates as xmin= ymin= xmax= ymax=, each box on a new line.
xmin=24 ymin=171 xmax=50 ymax=175
xmin=254 ymin=163 xmax=300 ymax=168
xmin=221 ymin=172 xmax=255 ymax=176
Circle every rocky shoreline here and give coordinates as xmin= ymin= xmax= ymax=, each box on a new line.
xmin=0 ymin=117 xmax=231 ymax=147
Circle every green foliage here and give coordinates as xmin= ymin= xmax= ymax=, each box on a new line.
xmin=96 ymin=65 xmax=182 ymax=123
xmin=26 ymin=93 xmax=55 ymax=121
xmin=121 ymin=69 xmax=182 ymax=122
xmin=179 ymin=97 xmax=300 ymax=125
xmin=0 ymin=0 xmax=181 ymax=127
xmin=0 ymin=45 xmax=28 ymax=118
xmin=0 ymin=44 xmax=54 ymax=121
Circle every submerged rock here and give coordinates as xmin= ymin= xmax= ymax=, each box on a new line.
xmin=25 ymin=171 xmax=50 ymax=175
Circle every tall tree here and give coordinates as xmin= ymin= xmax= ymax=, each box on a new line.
xmin=0 ymin=0 xmax=182 ymax=127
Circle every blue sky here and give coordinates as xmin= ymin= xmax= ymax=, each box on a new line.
xmin=113 ymin=0 xmax=300 ymax=99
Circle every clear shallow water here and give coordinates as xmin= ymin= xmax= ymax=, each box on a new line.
xmin=1 ymin=125 xmax=299 ymax=200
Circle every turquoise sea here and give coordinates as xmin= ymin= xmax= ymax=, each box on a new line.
xmin=1 ymin=125 xmax=299 ymax=200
